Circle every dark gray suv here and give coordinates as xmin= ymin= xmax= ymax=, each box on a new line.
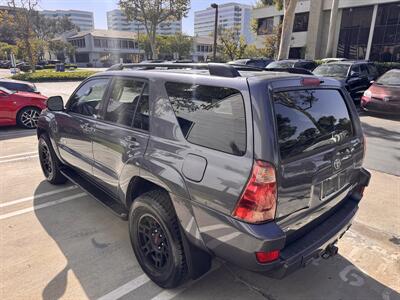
xmin=37 ymin=63 xmax=370 ymax=289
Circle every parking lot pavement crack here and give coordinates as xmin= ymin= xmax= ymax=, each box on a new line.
xmin=222 ymin=264 xmax=277 ymax=300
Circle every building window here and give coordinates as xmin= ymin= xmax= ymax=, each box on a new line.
xmin=94 ymin=39 xmax=101 ymax=48
xmin=293 ymin=12 xmax=309 ymax=32
xmin=257 ymin=17 xmax=274 ymax=35
xmin=70 ymin=38 xmax=86 ymax=48
xmin=337 ymin=6 xmax=374 ymax=60
xmin=370 ymin=3 xmax=400 ymax=62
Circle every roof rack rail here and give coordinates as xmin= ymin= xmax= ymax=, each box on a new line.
xmin=265 ymin=67 xmax=313 ymax=75
xmin=107 ymin=62 xmax=264 ymax=78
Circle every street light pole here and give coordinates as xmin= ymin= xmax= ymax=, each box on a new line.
xmin=211 ymin=3 xmax=218 ymax=62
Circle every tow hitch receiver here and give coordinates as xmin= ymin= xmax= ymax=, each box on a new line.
xmin=322 ymin=244 xmax=339 ymax=259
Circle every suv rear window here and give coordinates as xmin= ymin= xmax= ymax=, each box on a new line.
xmin=273 ymin=89 xmax=353 ymax=160
xmin=165 ymin=82 xmax=246 ymax=156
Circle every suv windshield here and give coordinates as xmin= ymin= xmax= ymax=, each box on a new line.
xmin=376 ymin=70 xmax=400 ymax=86
xmin=273 ymin=89 xmax=353 ymax=160
xmin=313 ymin=64 xmax=349 ymax=77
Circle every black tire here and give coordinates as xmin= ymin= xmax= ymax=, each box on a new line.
xmin=38 ymin=134 xmax=67 ymax=185
xmin=17 ymin=107 xmax=41 ymax=129
xmin=129 ymin=190 xmax=187 ymax=288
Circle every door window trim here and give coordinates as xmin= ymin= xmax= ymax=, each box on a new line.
xmin=97 ymin=76 xmax=150 ymax=133
xmin=65 ymin=76 xmax=112 ymax=120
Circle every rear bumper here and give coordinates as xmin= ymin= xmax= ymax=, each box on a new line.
xmin=194 ymin=168 xmax=370 ymax=278
xmin=361 ymin=99 xmax=400 ymax=114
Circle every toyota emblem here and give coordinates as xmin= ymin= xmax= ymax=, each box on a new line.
xmin=333 ymin=158 xmax=341 ymax=170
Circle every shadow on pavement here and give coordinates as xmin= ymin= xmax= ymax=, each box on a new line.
xmin=33 ymin=181 xmax=400 ymax=300
xmin=0 ymin=126 xmax=36 ymax=141
xmin=361 ymin=121 xmax=400 ymax=143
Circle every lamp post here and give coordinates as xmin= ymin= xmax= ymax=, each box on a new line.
xmin=211 ymin=3 xmax=218 ymax=62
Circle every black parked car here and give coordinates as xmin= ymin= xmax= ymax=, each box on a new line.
xmin=37 ymin=63 xmax=370 ymax=289
xmin=228 ymin=58 xmax=274 ymax=68
xmin=266 ymin=59 xmax=318 ymax=71
xmin=313 ymin=61 xmax=379 ymax=100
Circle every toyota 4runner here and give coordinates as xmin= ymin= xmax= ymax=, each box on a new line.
xmin=37 ymin=63 xmax=370 ymax=288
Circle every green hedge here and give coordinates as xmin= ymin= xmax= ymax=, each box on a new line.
xmin=374 ymin=62 xmax=400 ymax=76
xmin=12 ymin=70 xmax=97 ymax=82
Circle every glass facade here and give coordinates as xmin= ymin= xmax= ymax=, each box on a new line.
xmin=337 ymin=6 xmax=374 ymax=59
xmin=370 ymin=2 xmax=400 ymax=62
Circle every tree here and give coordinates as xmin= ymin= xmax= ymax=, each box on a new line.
xmin=119 ymin=0 xmax=190 ymax=59
xmin=7 ymin=0 xmax=40 ymax=71
xmin=168 ymin=33 xmax=193 ymax=59
xmin=0 ymin=10 xmax=18 ymax=44
xmin=218 ymin=27 xmax=247 ymax=61
xmin=260 ymin=0 xmax=298 ymax=59
xmin=48 ymin=40 xmax=75 ymax=62
xmin=263 ymin=23 xmax=282 ymax=59
xmin=16 ymin=38 xmax=43 ymax=67
xmin=0 ymin=42 xmax=18 ymax=60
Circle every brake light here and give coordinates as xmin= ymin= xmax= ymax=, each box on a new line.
xmin=361 ymin=90 xmax=372 ymax=105
xmin=302 ymin=78 xmax=321 ymax=86
xmin=256 ymin=250 xmax=280 ymax=263
xmin=232 ymin=160 xmax=277 ymax=223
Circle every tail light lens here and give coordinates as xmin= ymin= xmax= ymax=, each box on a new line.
xmin=361 ymin=90 xmax=372 ymax=105
xmin=256 ymin=250 xmax=280 ymax=263
xmin=232 ymin=160 xmax=277 ymax=223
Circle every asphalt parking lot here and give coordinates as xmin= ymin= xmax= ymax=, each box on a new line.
xmin=0 ymin=82 xmax=399 ymax=300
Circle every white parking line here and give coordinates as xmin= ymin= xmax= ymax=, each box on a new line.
xmin=0 ymin=185 xmax=78 ymax=208
xmin=151 ymin=263 xmax=221 ymax=300
xmin=97 ymin=274 xmax=150 ymax=300
xmin=0 ymin=155 xmax=39 ymax=163
xmin=0 ymin=192 xmax=86 ymax=220
xmin=0 ymin=151 xmax=37 ymax=159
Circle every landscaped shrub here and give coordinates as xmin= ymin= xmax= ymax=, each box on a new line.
xmin=374 ymin=62 xmax=400 ymax=76
xmin=12 ymin=70 xmax=97 ymax=82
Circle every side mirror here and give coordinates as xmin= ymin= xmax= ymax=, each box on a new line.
xmin=350 ymin=72 xmax=360 ymax=78
xmin=47 ymin=96 xmax=64 ymax=111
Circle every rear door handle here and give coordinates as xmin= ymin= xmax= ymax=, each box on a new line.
xmin=124 ymin=136 xmax=140 ymax=148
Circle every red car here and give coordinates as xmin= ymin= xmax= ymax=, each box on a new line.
xmin=361 ymin=69 xmax=400 ymax=115
xmin=0 ymin=86 xmax=48 ymax=129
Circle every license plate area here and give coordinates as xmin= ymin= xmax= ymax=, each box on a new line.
xmin=320 ymin=172 xmax=346 ymax=200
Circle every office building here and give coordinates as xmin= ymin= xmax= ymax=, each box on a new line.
xmin=40 ymin=9 xmax=94 ymax=31
xmin=65 ymin=29 xmax=143 ymax=66
xmin=252 ymin=0 xmax=400 ymax=62
xmin=194 ymin=2 xmax=253 ymax=44
xmin=107 ymin=9 xmax=181 ymax=35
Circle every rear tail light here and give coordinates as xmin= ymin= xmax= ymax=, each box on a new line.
xmin=361 ymin=90 xmax=372 ymax=105
xmin=232 ymin=160 xmax=277 ymax=223
xmin=256 ymin=250 xmax=280 ymax=263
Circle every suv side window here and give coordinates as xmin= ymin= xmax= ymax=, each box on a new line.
xmin=360 ymin=64 xmax=369 ymax=76
xmin=350 ymin=65 xmax=360 ymax=75
xmin=165 ymin=82 xmax=246 ymax=156
xmin=68 ymin=78 xmax=109 ymax=117
xmin=367 ymin=64 xmax=378 ymax=77
xmin=103 ymin=78 xmax=146 ymax=127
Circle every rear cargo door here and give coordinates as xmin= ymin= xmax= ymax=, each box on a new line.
xmin=272 ymin=88 xmax=363 ymax=222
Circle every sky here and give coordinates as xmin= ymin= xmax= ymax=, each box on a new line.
xmin=36 ymin=0 xmax=257 ymax=35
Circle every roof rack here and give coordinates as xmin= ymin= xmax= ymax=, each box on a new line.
xmin=107 ymin=62 xmax=266 ymax=78
xmin=107 ymin=62 xmax=314 ymax=77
